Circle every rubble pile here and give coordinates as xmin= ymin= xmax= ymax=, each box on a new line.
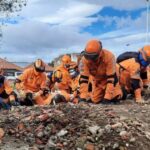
xmin=0 ymin=102 xmax=149 ymax=150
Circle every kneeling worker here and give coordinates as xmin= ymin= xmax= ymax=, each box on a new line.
xmin=15 ymin=59 xmax=50 ymax=105
xmin=79 ymin=39 xmax=122 ymax=104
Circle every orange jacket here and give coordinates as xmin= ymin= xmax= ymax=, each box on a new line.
xmin=53 ymin=65 xmax=71 ymax=92
xmin=16 ymin=68 xmax=47 ymax=92
xmin=79 ymin=49 xmax=116 ymax=100
xmin=117 ymin=57 xmax=149 ymax=101
xmin=70 ymin=75 xmax=80 ymax=93
xmin=0 ymin=80 xmax=13 ymax=95
xmin=0 ymin=76 xmax=15 ymax=101
xmin=117 ymin=58 xmax=148 ymax=88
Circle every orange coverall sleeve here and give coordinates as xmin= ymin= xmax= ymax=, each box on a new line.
xmin=79 ymin=59 xmax=90 ymax=99
xmin=15 ymin=70 xmax=29 ymax=90
xmin=128 ymin=63 xmax=141 ymax=80
xmin=4 ymin=80 xmax=15 ymax=101
xmin=140 ymin=68 xmax=149 ymax=86
xmin=40 ymin=74 xmax=47 ymax=89
xmin=104 ymin=54 xmax=116 ymax=100
xmin=4 ymin=80 xmax=13 ymax=95
xmin=18 ymin=70 xmax=29 ymax=82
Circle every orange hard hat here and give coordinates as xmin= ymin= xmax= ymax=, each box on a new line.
xmin=140 ymin=45 xmax=150 ymax=62
xmin=53 ymin=70 xmax=63 ymax=82
xmin=62 ymin=55 xmax=71 ymax=68
xmin=62 ymin=55 xmax=71 ymax=64
xmin=84 ymin=39 xmax=102 ymax=61
xmin=85 ymin=39 xmax=102 ymax=53
xmin=34 ymin=59 xmax=45 ymax=72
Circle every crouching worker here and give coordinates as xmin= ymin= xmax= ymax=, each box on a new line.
xmin=48 ymin=62 xmax=80 ymax=104
xmin=49 ymin=70 xmax=70 ymax=104
xmin=0 ymin=69 xmax=18 ymax=109
xmin=79 ymin=39 xmax=123 ymax=104
xmin=116 ymin=45 xmax=150 ymax=103
xmin=48 ymin=55 xmax=72 ymax=104
xmin=15 ymin=59 xmax=52 ymax=106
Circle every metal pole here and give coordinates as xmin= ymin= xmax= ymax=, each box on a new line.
xmin=146 ymin=0 xmax=150 ymax=44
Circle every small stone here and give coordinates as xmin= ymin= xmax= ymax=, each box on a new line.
xmin=130 ymin=137 xmax=136 ymax=143
xmin=111 ymin=123 xmax=122 ymax=129
xmin=88 ymin=126 xmax=100 ymax=135
xmin=87 ymin=136 xmax=95 ymax=143
xmin=47 ymin=139 xmax=56 ymax=148
xmin=76 ymin=137 xmax=87 ymax=148
xmin=120 ymin=116 xmax=128 ymax=121
xmin=142 ymin=110 xmax=147 ymax=113
xmin=97 ymin=129 xmax=104 ymax=137
xmin=105 ymin=125 xmax=112 ymax=133
xmin=0 ymin=128 xmax=5 ymax=139
xmin=113 ymin=143 xmax=119 ymax=149
xmin=120 ymin=131 xmax=128 ymax=140
xmin=145 ymin=132 xmax=150 ymax=140
xmin=36 ymin=131 xmax=44 ymax=138
xmin=57 ymin=129 xmax=68 ymax=137
xmin=85 ymin=143 xmax=95 ymax=150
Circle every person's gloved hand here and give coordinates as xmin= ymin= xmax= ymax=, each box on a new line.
xmin=72 ymin=98 xmax=79 ymax=104
xmin=33 ymin=91 xmax=43 ymax=98
xmin=100 ymin=98 xmax=111 ymax=104
xmin=52 ymin=94 xmax=66 ymax=104
xmin=136 ymin=98 xmax=145 ymax=104
xmin=78 ymin=97 xmax=87 ymax=103
xmin=25 ymin=92 xmax=34 ymax=106
xmin=143 ymin=85 xmax=150 ymax=100
xmin=10 ymin=100 xmax=20 ymax=106
xmin=42 ymin=89 xmax=49 ymax=96
xmin=26 ymin=92 xmax=33 ymax=98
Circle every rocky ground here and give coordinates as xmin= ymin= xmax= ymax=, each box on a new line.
xmin=0 ymin=100 xmax=149 ymax=150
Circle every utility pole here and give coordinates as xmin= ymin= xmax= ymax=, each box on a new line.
xmin=146 ymin=0 xmax=150 ymax=44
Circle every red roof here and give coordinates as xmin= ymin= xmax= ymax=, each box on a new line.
xmin=0 ymin=58 xmax=23 ymax=71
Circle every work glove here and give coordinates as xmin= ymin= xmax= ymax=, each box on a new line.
xmin=25 ymin=92 xmax=34 ymax=106
xmin=10 ymin=100 xmax=20 ymax=106
xmin=42 ymin=88 xmax=49 ymax=96
xmin=78 ymin=97 xmax=87 ymax=103
xmin=100 ymin=98 xmax=120 ymax=105
xmin=100 ymin=99 xmax=111 ymax=105
xmin=143 ymin=85 xmax=150 ymax=100
xmin=136 ymin=98 xmax=145 ymax=104
xmin=52 ymin=94 xmax=66 ymax=104
xmin=33 ymin=91 xmax=43 ymax=98
xmin=104 ymin=83 xmax=114 ymax=100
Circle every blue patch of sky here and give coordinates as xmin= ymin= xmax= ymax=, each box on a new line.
xmin=0 ymin=16 xmax=25 ymax=24
xmin=81 ymin=7 xmax=146 ymax=35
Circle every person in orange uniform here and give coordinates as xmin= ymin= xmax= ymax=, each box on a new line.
xmin=0 ymin=69 xmax=18 ymax=109
xmin=15 ymin=59 xmax=50 ymax=106
xmin=79 ymin=39 xmax=122 ymax=104
xmin=52 ymin=55 xmax=72 ymax=93
xmin=48 ymin=62 xmax=80 ymax=103
xmin=116 ymin=45 xmax=150 ymax=103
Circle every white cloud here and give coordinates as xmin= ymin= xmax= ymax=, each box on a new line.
xmin=1 ymin=0 xmax=150 ymax=63
xmin=77 ymin=0 xmax=147 ymax=11
xmin=37 ymin=2 xmax=101 ymax=25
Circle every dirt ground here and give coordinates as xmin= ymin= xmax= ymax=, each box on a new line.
xmin=0 ymin=100 xmax=149 ymax=150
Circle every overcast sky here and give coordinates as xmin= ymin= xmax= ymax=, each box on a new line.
xmin=0 ymin=0 xmax=150 ymax=63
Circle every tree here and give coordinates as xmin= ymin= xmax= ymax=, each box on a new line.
xmin=0 ymin=0 xmax=27 ymax=14
xmin=0 ymin=0 xmax=27 ymax=47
